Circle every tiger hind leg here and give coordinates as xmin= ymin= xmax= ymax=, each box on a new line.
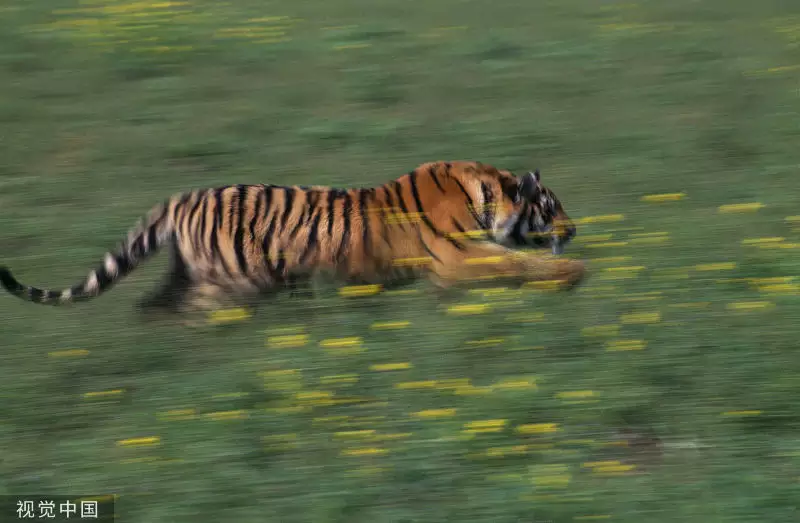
xmin=185 ymin=275 xmax=311 ymax=327
xmin=183 ymin=283 xmax=234 ymax=312
xmin=137 ymin=242 xmax=192 ymax=315
xmin=146 ymin=282 xmax=243 ymax=328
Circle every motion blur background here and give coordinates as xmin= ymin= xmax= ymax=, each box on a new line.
xmin=1 ymin=0 xmax=800 ymax=521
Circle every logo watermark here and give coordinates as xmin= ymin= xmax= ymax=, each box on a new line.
xmin=2 ymin=496 xmax=114 ymax=522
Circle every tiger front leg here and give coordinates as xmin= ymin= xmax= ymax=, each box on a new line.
xmin=428 ymin=242 xmax=585 ymax=291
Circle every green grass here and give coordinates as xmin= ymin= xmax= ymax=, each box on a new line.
xmin=2 ymin=0 xmax=800 ymax=521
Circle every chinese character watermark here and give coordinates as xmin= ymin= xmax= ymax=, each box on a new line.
xmin=59 ymin=499 xmax=77 ymax=518
xmin=16 ymin=500 xmax=35 ymax=519
xmin=38 ymin=500 xmax=56 ymax=519
xmin=12 ymin=495 xmax=109 ymax=520
xmin=80 ymin=500 xmax=98 ymax=519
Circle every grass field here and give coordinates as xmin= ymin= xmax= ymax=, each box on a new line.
xmin=2 ymin=0 xmax=800 ymax=521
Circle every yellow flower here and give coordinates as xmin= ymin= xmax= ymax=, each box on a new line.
xmin=517 ymin=423 xmax=558 ymax=434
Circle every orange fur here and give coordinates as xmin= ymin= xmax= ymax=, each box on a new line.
xmin=0 ymin=161 xmax=583 ymax=312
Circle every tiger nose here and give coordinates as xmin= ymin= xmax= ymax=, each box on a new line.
xmin=555 ymin=220 xmax=577 ymax=241
xmin=566 ymin=225 xmax=577 ymax=240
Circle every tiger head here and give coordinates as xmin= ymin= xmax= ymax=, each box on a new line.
xmin=501 ymin=169 xmax=577 ymax=255
xmin=425 ymin=161 xmax=576 ymax=255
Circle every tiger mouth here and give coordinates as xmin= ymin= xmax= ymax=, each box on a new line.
xmin=524 ymin=230 xmax=570 ymax=256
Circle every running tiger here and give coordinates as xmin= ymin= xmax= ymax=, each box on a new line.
xmin=0 ymin=160 xmax=584 ymax=313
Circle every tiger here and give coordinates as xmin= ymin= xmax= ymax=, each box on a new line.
xmin=0 ymin=160 xmax=584 ymax=314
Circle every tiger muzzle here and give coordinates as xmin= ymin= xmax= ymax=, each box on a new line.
xmin=551 ymin=222 xmax=577 ymax=256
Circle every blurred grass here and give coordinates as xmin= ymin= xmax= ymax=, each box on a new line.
xmin=2 ymin=0 xmax=800 ymax=521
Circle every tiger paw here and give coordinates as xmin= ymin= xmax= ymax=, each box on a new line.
xmin=556 ymin=258 xmax=586 ymax=289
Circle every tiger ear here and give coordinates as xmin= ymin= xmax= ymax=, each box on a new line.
xmin=519 ymin=169 xmax=541 ymax=200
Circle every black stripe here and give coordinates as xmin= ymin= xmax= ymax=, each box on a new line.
xmin=392 ymin=181 xmax=410 ymax=215
xmin=178 ymin=192 xmax=199 ymax=229
xmin=480 ymin=182 xmax=492 ymax=204
xmin=409 ymin=172 xmax=465 ymax=251
xmin=197 ymin=190 xmax=211 ymax=252
xmin=451 ymin=177 xmax=482 ymax=227
xmin=115 ymin=251 xmax=133 ymax=276
xmin=0 ymin=267 xmax=22 ymax=295
xmin=428 ymin=166 xmax=446 ymax=193
xmin=260 ymin=187 xmax=275 ymax=250
xmin=359 ymin=189 xmax=371 ymax=255
xmin=145 ymin=221 xmax=159 ymax=254
xmin=288 ymin=192 xmax=309 ymax=241
xmin=417 ymin=230 xmax=442 ymax=263
xmin=298 ymin=211 xmax=321 ymax=265
xmin=480 ymin=182 xmax=493 ymax=229
xmin=249 ymin=186 xmax=265 ymax=245
xmin=227 ymin=186 xmax=238 ymax=237
xmin=335 ymin=191 xmax=352 ymax=262
xmin=233 ymin=185 xmax=250 ymax=278
xmin=305 ymin=190 xmax=320 ymax=222
xmin=172 ymin=192 xmax=192 ymax=223
xmin=279 ymin=187 xmax=296 ymax=234
xmin=185 ymin=195 xmax=205 ymax=237
xmin=195 ymin=190 xmax=210 ymax=251
xmin=390 ymin=181 xmax=411 ymax=234
xmin=381 ymin=185 xmax=404 ymax=232
xmin=289 ymin=189 xmax=320 ymax=242
xmin=326 ymin=189 xmax=340 ymax=237
xmin=383 ymin=185 xmax=396 ymax=211
xmin=451 ymin=218 xmax=467 ymax=233
xmin=209 ymin=188 xmax=225 ymax=257
xmin=131 ymin=231 xmax=146 ymax=260
xmin=29 ymin=287 xmax=44 ymax=302
xmin=287 ymin=218 xmax=305 ymax=241
xmin=95 ymin=267 xmax=113 ymax=292
xmin=261 ymin=187 xmax=278 ymax=273
xmin=210 ymin=187 xmax=233 ymax=277
xmin=145 ymin=204 xmax=168 ymax=254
